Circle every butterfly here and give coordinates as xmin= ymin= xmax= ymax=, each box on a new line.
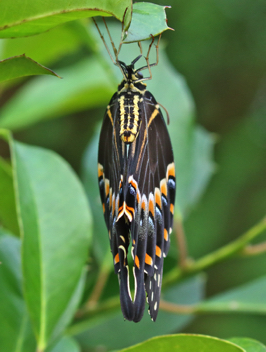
xmin=95 ymin=17 xmax=176 ymax=322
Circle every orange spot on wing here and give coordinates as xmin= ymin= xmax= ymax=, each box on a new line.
xmin=149 ymin=197 xmax=155 ymax=217
xmin=156 ymin=246 xmax=162 ymax=258
xmin=126 ymin=205 xmax=135 ymax=214
xmin=102 ymin=203 xmax=105 ymax=213
xmin=167 ymin=162 xmax=175 ymax=179
xmin=135 ymin=255 xmax=140 ymax=269
xmin=125 ymin=205 xmax=134 ymax=222
xmin=114 ymin=253 xmax=119 ymax=264
xmin=164 ymin=228 xmax=168 ymax=241
xmin=129 ymin=177 xmax=138 ymax=190
xmin=98 ymin=164 xmax=103 ymax=178
xmin=170 ymin=203 xmax=174 ymax=214
xmin=112 ymin=196 xmax=115 ymax=216
xmin=105 ymin=181 xmax=109 ymax=197
xmin=145 ymin=253 xmax=153 ymax=266
xmin=155 ymin=188 xmax=161 ymax=208
xmin=160 ymin=179 xmax=167 ymax=197
xmin=109 ymin=192 xmax=112 ymax=208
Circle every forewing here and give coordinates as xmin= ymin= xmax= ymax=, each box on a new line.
xmin=98 ymin=93 xmax=121 ymax=261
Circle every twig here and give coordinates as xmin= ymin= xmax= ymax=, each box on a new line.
xmin=241 ymin=241 xmax=266 ymax=256
xmin=76 ymin=254 xmax=112 ymax=319
xmin=160 ymin=299 xmax=196 ymax=314
xmin=164 ymin=216 xmax=266 ymax=287
xmin=85 ymin=268 xmax=110 ymax=310
xmin=69 ymin=217 xmax=266 ymax=337
xmin=186 ymin=216 xmax=266 ymax=273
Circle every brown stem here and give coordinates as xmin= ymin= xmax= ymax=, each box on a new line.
xmin=241 ymin=241 xmax=266 ymax=256
xmin=85 ymin=269 xmax=109 ymax=310
xmin=160 ymin=299 xmax=196 ymax=314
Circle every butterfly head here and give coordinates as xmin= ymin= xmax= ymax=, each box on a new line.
xmin=118 ymin=56 xmax=147 ymax=91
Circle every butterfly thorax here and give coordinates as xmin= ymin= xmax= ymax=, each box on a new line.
xmin=117 ymin=65 xmax=147 ymax=144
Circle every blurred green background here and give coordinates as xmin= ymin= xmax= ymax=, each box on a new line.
xmin=1 ymin=0 xmax=266 ymax=347
xmin=164 ymin=0 xmax=266 ymax=339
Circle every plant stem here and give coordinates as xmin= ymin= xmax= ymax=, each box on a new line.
xmin=68 ymin=296 xmax=120 ymax=336
xmin=69 ymin=217 xmax=266 ymax=336
xmin=160 ymin=300 xmax=196 ymax=314
xmin=164 ymin=216 xmax=266 ymax=286
xmin=241 ymin=241 xmax=266 ymax=256
xmin=85 ymin=266 xmax=110 ymax=310
xmin=76 ymin=253 xmax=112 ymax=319
xmin=187 ymin=216 xmax=266 ymax=270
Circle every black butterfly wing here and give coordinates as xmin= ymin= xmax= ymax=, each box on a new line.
xmin=127 ymin=90 xmax=176 ymax=321
xmin=98 ymin=92 xmax=135 ymax=320
xmin=98 ymin=90 xmax=176 ymax=323
xmin=98 ymin=92 xmax=119 ymax=235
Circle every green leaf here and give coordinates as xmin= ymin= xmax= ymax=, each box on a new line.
xmin=228 ymin=337 xmax=266 ymax=352
xmin=186 ymin=126 xmax=216 ymax=213
xmin=73 ymin=276 xmax=205 ymax=351
xmin=0 ymin=156 xmax=20 ymax=236
xmin=184 ymin=116 xmax=266 ymax=268
xmin=0 ymin=0 xmax=132 ymax=38
xmin=0 ymin=55 xmax=60 ymax=83
xmin=124 ymin=3 xmax=172 ymax=43
xmin=81 ymin=128 xmax=112 ymax=266
xmin=48 ymin=336 xmax=81 ymax=352
xmin=197 ymin=275 xmax=266 ymax=314
xmin=0 ymin=129 xmax=92 ymax=349
xmin=0 ymin=231 xmax=36 ymax=352
xmin=0 ymin=21 xmax=89 ymax=67
xmin=0 ymin=56 xmax=115 ymax=130
xmin=119 ymin=334 xmax=245 ymax=352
